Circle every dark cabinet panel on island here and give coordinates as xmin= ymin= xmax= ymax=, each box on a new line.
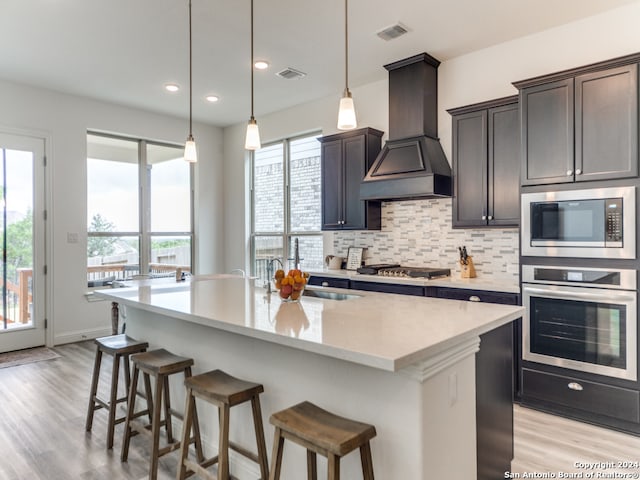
xmin=307 ymin=275 xmax=350 ymax=289
xmin=515 ymin=55 xmax=639 ymax=186
xmin=448 ymin=96 xmax=520 ymax=228
xmin=349 ymin=280 xmax=425 ymax=296
xmin=426 ymin=285 xmax=519 ymax=480
xmin=320 ymin=128 xmax=383 ymax=230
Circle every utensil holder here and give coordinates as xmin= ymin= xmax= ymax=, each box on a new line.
xmin=460 ymin=256 xmax=476 ymax=278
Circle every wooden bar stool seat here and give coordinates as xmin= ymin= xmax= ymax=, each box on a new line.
xmin=269 ymin=401 xmax=376 ymax=480
xmin=177 ymin=369 xmax=269 ymax=480
xmin=85 ymin=334 xmax=149 ymax=449
xmin=121 ymin=348 xmax=204 ymax=480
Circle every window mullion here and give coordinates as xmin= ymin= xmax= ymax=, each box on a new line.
xmin=139 ymin=139 xmax=150 ymax=274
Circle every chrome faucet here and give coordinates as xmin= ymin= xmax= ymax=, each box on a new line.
xmin=265 ymin=258 xmax=284 ymax=294
xmin=293 ymin=238 xmax=301 ymax=271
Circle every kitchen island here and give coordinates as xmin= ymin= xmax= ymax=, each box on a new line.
xmin=95 ymin=276 xmax=523 ymax=479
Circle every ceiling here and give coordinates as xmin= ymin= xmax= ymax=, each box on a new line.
xmin=2 ymin=0 xmax=638 ymax=127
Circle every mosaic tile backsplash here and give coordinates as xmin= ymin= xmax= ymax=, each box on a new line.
xmin=330 ymin=198 xmax=520 ymax=282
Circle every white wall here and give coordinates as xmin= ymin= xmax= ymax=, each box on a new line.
xmin=0 ymin=79 xmax=224 ymax=345
xmin=222 ymin=1 xmax=640 ymax=273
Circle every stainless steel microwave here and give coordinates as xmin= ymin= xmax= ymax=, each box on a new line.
xmin=521 ymin=186 xmax=636 ymax=259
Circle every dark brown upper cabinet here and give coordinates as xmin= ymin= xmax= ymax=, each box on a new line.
xmin=448 ymin=96 xmax=520 ymax=228
xmin=515 ymin=55 xmax=639 ymax=186
xmin=319 ymin=127 xmax=383 ymax=230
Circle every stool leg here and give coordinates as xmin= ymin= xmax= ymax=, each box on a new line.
xmin=149 ymin=373 xmax=164 ymax=480
xmin=327 ymin=454 xmax=340 ymax=480
xmin=250 ymin=396 xmax=269 ymax=479
xmin=306 ymin=450 xmax=317 ymax=480
xmin=85 ymin=347 xmax=103 ymax=432
xmin=176 ymin=386 xmax=194 ymax=480
xmin=185 ymin=367 xmax=204 ymax=463
xmin=163 ymin=374 xmax=174 ymax=443
xmin=360 ymin=442 xmax=374 ymax=480
xmin=218 ymin=402 xmax=230 ymax=480
xmin=106 ymin=352 xmax=121 ymax=449
xmin=123 ymin=354 xmax=132 ymax=392
xmin=268 ymin=427 xmax=284 ymax=480
xmin=121 ymin=364 xmax=140 ymax=462
xmin=143 ymin=371 xmax=154 ymax=423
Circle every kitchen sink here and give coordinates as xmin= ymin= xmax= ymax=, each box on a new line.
xmin=302 ymin=289 xmax=361 ymax=301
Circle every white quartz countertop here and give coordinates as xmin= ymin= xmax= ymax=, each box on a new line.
xmin=95 ymin=276 xmax=524 ymax=372
xmin=308 ymin=268 xmax=520 ymax=293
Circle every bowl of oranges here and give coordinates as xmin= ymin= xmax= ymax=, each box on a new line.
xmin=273 ymin=269 xmax=309 ymax=302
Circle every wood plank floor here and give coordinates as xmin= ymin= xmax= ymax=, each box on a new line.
xmin=1 ymin=340 xmax=639 ymax=479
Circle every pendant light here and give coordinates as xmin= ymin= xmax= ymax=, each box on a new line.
xmin=244 ymin=0 xmax=261 ymax=150
xmin=184 ymin=0 xmax=197 ymax=163
xmin=337 ymin=0 xmax=357 ymax=130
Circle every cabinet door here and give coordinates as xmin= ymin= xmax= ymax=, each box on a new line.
xmin=342 ymin=134 xmax=367 ymax=229
xmin=321 ymin=139 xmax=343 ymax=230
xmin=521 ymin=79 xmax=574 ymax=185
xmin=575 ymin=64 xmax=638 ymax=182
xmin=452 ymin=110 xmax=488 ymax=227
xmin=488 ymin=103 xmax=520 ymax=226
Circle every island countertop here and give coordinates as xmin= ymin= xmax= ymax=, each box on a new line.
xmin=95 ymin=276 xmax=524 ymax=372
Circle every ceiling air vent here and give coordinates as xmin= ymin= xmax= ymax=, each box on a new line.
xmin=276 ymin=67 xmax=307 ymax=80
xmin=376 ymin=22 xmax=409 ymax=41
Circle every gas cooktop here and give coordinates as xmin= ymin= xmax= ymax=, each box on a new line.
xmin=357 ymin=264 xmax=451 ymax=279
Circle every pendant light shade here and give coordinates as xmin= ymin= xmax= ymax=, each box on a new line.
xmin=245 ymin=117 xmax=261 ymax=150
xmin=245 ymin=0 xmax=261 ymax=151
xmin=184 ymin=0 xmax=197 ymax=163
xmin=337 ymin=90 xmax=357 ymax=130
xmin=337 ymin=0 xmax=357 ymax=130
xmin=184 ymin=134 xmax=197 ymax=163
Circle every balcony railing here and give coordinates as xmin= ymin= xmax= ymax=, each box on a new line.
xmin=0 ymin=264 xmax=191 ymax=327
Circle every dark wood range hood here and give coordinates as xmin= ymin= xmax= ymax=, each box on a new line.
xmin=360 ymin=53 xmax=452 ymax=200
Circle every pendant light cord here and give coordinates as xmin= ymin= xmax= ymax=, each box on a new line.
xmin=344 ymin=0 xmax=349 ymax=94
xmin=250 ymin=0 xmax=255 ymax=119
xmin=188 ymin=0 xmax=193 ymax=136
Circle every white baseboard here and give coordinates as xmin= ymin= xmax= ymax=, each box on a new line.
xmin=54 ymin=327 xmax=112 ymax=345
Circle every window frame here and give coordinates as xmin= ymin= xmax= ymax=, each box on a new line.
xmin=250 ymin=132 xmax=322 ymax=281
xmin=87 ymin=131 xmax=194 ymax=285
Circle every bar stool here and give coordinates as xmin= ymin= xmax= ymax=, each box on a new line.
xmin=176 ymin=369 xmax=269 ymax=480
xmin=268 ymin=401 xmax=376 ymax=480
xmin=85 ymin=334 xmax=149 ymax=449
xmin=121 ymin=348 xmax=204 ymax=480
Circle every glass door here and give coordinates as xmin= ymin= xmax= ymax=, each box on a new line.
xmin=0 ymin=133 xmax=46 ymax=353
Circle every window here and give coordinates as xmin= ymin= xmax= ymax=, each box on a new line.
xmin=87 ymin=133 xmax=193 ymax=286
xmin=251 ymin=133 xmax=323 ymax=284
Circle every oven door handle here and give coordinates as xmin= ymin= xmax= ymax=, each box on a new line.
xmin=523 ymin=286 xmax=636 ymax=303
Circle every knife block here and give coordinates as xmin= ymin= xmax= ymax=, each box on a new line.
xmin=460 ymin=256 xmax=476 ymax=278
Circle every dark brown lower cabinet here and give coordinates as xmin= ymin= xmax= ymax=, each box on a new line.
xmin=308 ymin=274 xmax=519 ymax=478
xmin=476 ymin=323 xmax=514 ymax=480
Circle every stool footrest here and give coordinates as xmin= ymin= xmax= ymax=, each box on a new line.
xmin=229 ymin=441 xmax=260 ymax=464
xmin=183 ymin=458 xmax=217 ymax=480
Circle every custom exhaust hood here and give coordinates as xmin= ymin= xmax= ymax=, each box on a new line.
xmin=360 ymin=53 xmax=452 ymax=200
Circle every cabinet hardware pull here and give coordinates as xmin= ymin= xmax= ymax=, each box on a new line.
xmin=321 ymin=282 xmax=329 ymax=287
xmin=469 ymin=296 xmax=481 ymax=302
xmin=487 ymin=215 xmax=493 ymax=220
xmin=566 ymin=169 xmax=573 ymax=176
xmin=481 ymin=215 xmax=486 ymax=220
xmin=575 ymin=169 xmax=582 ymax=175
xmin=567 ymin=382 xmax=583 ymax=391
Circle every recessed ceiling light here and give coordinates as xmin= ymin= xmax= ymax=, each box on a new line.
xmin=206 ymin=95 xmax=220 ymax=103
xmin=164 ymin=83 xmax=180 ymax=92
xmin=254 ymin=60 xmax=269 ymax=70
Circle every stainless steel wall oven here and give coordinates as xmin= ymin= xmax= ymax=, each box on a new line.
xmin=521 ymin=186 xmax=636 ymax=259
xmin=522 ymin=265 xmax=637 ymax=381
